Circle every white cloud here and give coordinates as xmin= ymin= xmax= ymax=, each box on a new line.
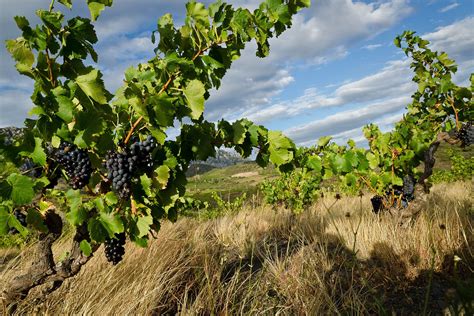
xmin=439 ymin=2 xmax=460 ymax=13
xmin=284 ymin=96 xmax=410 ymax=144
xmin=0 ymin=90 xmax=33 ymax=127
xmin=258 ymin=16 xmax=474 ymax=145
xmin=362 ymin=44 xmax=383 ymax=50
xmin=205 ymin=0 xmax=414 ymax=121
xmin=425 ymin=17 xmax=474 ymax=61
xmin=239 ymin=59 xmax=414 ymax=124
xmin=423 ymin=16 xmax=474 ymax=86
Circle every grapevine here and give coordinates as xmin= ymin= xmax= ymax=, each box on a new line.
xmin=260 ymin=32 xmax=473 ymax=214
xmin=0 ymin=0 xmax=472 ymax=310
xmin=0 ymin=0 xmax=311 ymax=307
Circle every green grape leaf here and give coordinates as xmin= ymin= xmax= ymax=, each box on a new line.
xmin=9 ymin=214 xmax=29 ymax=237
xmin=94 ymin=197 xmax=106 ymax=212
xmin=14 ymin=16 xmax=30 ymax=31
xmin=53 ymin=87 xmax=74 ymax=123
xmin=99 ymin=212 xmax=124 ymax=235
xmin=268 ymin=131 xmax=294 ymax=166
xmin=136 ymin=215 xmax=153 ymax=238
xmin=0 ymin=206 xmax=10 ymax=235
xmin=58 ymin=0 xmax=73 ymax=8
xmin=132 ymin=237 xmax=148 ymax=248
xmin=150 ymin=95 xmax=176 ymax=127
xmin=7 ymin=174 xmax=34 ymax=206
xmin=87 ymin=218 xmax=108 ymax=243
xmin=154 ymin=165 xmax=170 ymax=189
xmin=51 ymin=135 xmax=61 ymax=148
xmin=66 ymin=206 xmax=88 ymax=226
xmin=344 ymin=174 xmax=357 ymax=187
xmin=104 ymin=192 xmax=118 ymax=206
xmin=75 ymin=68 xmax=108 ymax=104
xmin=347 ymin=139 xmax=356 ymax=148
xmin=140 ymin=174 xmax=153 ymax=196
xmin=36 ymin=10 xmax=64 ymax=33
xmin=332 ymin=155 xmax=352 ymax=173
xmin=317 ymin=136 xmax=332 ymax=147
xmin=80 ymin=240 xmax=92 ymax=256
xmin=356 ymin=152 xmax=369 ymax=171
xmin=391 ymin=175 xmax=403 ymax=186
xmin=183 ymin=79 xmax=205 ymax=120
xmin=366 ymin=152 xmax=379 ymax=170
xmin=87 ymin=0 xmax=113 ymax=21
xmin=186 ymin=1 xmax=209 ymax=26
xmin=456 ymin=87 xmax=471 ymax=100
xmin=344 ymin=151 xmax=358 ymax=168
xmin=30 ymin=137 xmax=47 ymax=166
xmin=5 ymin=38 xmax=34 ymax=75
xmin=306 ymin=156 xmax=322 ymax=172
xmin=232 ymin=120 xmax=247 ymax=144
xmin=66 ymin=189 xmax=82 ymax=212
xmin=247 ymin=124 xmax=260 ymax=146
xmin=65 ymin=189 xmax=87 ymax=225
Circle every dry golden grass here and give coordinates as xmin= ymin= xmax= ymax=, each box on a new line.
xmin=1 ymin=181 xmax=473 ymax=315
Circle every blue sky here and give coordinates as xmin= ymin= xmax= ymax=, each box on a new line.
xmin=1 ymin=0 xmax=473 ymax=146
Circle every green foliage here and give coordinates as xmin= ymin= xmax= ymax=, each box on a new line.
xmin=1 ymin=0 xmax=472 ymax=258
xmin=177 ymin=193 xmax=247 ymax=220
xmin=210 ymin=191 xmax=247 ymax=214
xmin=431 ymin=149 xmax=474 ymax=183
xmin=260 ymin=169 xmax=320 ymax=212
xmin=0 ymin=233 xmax=29 ymax=248
xmin=261 ymin=32 xmax=473 ymax=212
xmin=0 ymin=0 xmax=310 ymax=252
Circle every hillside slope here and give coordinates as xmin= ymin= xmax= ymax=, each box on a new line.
xmin=185 ymin=142 xmax=472 ymax=203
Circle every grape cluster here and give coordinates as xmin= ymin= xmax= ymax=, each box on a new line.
xmin=19 ymin=158 xmax=42 ymax=178
xmin=457 ymin=121 xmax=473 ymax=147
xmin=370 ymin=195 xmax=384 ymax=214
xmin=9 ymin=209 xmax=27 ymax=235
xmin=105 ymin=135 xmax=157 ymax=198
xmin=104 ymin=232 xmax=126 ymax=265
xmin=402 ymin=174 xmax=415 ymax=201
xmin=54 ymin=142 xmax=93 ymax=189
xmin=371 ymin=181 xmax=413 ymax=214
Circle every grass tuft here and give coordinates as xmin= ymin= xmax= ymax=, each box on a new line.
xmin=1 ymin=181 xmax=473 ymax=315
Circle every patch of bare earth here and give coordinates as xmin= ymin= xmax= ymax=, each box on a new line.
xmin=231 ymin=171 xmax=259 ymax=178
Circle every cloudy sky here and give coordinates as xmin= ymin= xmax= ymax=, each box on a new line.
xmin=0 ymin=0 xmax=473 ymax=146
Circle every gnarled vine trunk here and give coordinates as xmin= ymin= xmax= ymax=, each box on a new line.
xmin=1 ymin=210 xmax=98 ymax=314
xmin=397 ymin=132 xmax=456 ymax=227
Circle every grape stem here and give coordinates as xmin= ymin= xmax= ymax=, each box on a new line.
xmin=447 ymin=96 xmax=460 ymax=131
xmin=131 ymin=197 xmax=137 ymax=215
xmin=124 ymin=116 xmax=144 ymax=145
xmin=123 ymin=75 xmax=174 ymax=145
xmin=359 ymin=176 xmax=378 ymax=195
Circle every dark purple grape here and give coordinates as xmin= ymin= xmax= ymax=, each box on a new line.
xmin=104 ymin=135 xmax=157 ymax=199
xmin=457 ymin=121 xmax=473 ymax=147
xmin=371 ymin=195 xmax=383 ymax=214
xmin=104 ymin=232 xmax=126 ymax=265
xmin=54 ymin=142 xmax=93 ymax=190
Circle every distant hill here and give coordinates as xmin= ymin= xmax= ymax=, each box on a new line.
xmin=186 ymin=149 xmax=247 ymax=176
